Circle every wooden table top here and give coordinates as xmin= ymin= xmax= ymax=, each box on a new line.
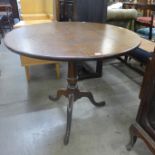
xmin=4 ymin=22 xmax=141 ymax=61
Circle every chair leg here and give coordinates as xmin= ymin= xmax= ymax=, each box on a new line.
xmin=55 ymin=63 xmax=60 ymax=79
xmin=149 ymin=26 xmax=153 ymax=40
xmin=128 ymin=20 xmax=133 ymax=30
xmin=25 ymin=66 xmax=30 ymax=81
xmin=124 ymin=55 xmax=129 ymax=62
xmin=134 ymin=20 xmax=137 ymax=33
xmin=0 ymin=28 xmax=4 ymax=38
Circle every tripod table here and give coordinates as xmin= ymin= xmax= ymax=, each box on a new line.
xmin=4 ymin=22 xmax=140 ymax=145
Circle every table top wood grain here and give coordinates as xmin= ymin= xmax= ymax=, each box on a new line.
xmin=4 ymin=22 xmax=141 ymax=61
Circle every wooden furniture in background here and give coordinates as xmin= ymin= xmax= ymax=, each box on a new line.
xmin=55 ymin=0 xmax=107 ymax=22
xmin=140 ymin=37 xmax=155 ymax=52
xmin=13 ymin=0 xmax=60 ymax=81
xmin=14 ymin=21 xmax=60 ymax=81
xmin=14 ymin=19 xmax=52 ymax=28
xmin=127 ymin=38 xmax=155 ymax=65
xmin=20 ymin=56 xmax=60 ymax=81
xmin=0 ymin=2 xmax=13 ymax=36
xmin=20 ymin=0 xmax=53 ymax=20
xmin=4 ymin=22 xmax=140 ymax=145
xmin=127 ymin=49 xmax=155 ymax=155
xmin=123 ymin=2 xmax=155 ymax=16
xmin=0 ymin=0 xmax=19 ymax=19
xmin=54 ymin=0 xmax=107 ymax=80
xmin=119 ymin=38 xmax=155 ymax=75
xmin=135 ymin=7 xmax=155 ymax=40
xmin=123 ymin=2 xmax=155 ymax=40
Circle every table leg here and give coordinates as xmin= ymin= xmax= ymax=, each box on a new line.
xmin=64 ymin=94 xmax=74 ymax=145
xmin=76 ymin=91 xmax=105 ymax=107
xmin=126 ymin=124 xmax=138 ymax=151
xmin=49 ymin=61 xmax=105 ymax=145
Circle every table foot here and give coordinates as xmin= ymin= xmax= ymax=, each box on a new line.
xmin=49 ymin=88 xmax=68 ymax=101
xmin=64 ymin=94 xmax=74 ymax=145
xmin=77 ymin=91 xmax=106 ymax=107
xmin=49 ymin=89 xmax=105 ymax=145
xmin=126 ymin=124 xmax=137 ymax=151
xmin=49 ymin=89 xmax=105 ymax=107
xmin=126 ymin=135 xmax=137 ymax=151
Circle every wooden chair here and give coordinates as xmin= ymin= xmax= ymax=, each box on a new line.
xmin=126 ymin=47 xmax=155 ymax=155
xmin=124 ymin=38 xmax=154 ymax=66
xmin=123 ymin=2 xmax=155 ymax=40
xmin=0 ymin=3 xmax=13 ymax=37
xmin=119 ymin=38 xmax=154 ymax=75
xmin=134 ymin=4 xmax=155 ymax=40
xmin=20 ymin=55 xmax=60 ymax=81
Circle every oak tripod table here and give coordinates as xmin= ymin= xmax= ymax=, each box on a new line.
xmin=4 ymin=22 xmax=140 ymax=145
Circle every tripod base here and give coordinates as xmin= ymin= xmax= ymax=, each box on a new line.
xmin=49 ymin=87 xmax=105 ymax=145
xmin=49 ymin=61 xmax=105 ymax=145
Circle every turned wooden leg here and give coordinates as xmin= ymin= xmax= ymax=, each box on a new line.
xmin=25 ymin=66 xmax=30 ymax=81
xmin=64 ymin=94 xmax=74 ymax=145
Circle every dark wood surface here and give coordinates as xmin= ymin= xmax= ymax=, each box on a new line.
xmin=56 ymin=0 xmax=107 ymax=79
xmin=127 ymin=52 xmax=155 ymax=154
xmin=0 ymin=2 xmax=11 ymax=13
xmin=4 ymin=22 xmax=140 ymax=61
xmin=4 ymin=21 xmax=141 ymax=145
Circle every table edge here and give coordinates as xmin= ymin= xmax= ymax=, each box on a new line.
xmin=4 ymin=40 xmax=141 ymax=62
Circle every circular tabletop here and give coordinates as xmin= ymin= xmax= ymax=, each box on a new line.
xmin=4 ymin=22 xmax=141 ymax=61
